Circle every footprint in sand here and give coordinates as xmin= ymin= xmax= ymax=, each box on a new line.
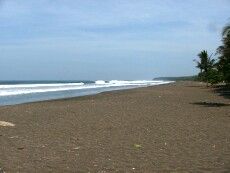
xmin=0 ymin=121 xmax=15 ymax=127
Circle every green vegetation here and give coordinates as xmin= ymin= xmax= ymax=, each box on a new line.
xmin=194 ymin=50 xmax=221 ymax=84
xmin=195 ymin=23 xmax=230 ymax=86
xmin=154 ymin=76 xmax=197 ymax=81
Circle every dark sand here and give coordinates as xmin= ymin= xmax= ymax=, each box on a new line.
xmin=0 ymin=82 xmax=229 ymax=173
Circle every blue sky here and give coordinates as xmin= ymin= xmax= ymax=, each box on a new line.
xmin=0 ymin=0 xmax=229 ymax=80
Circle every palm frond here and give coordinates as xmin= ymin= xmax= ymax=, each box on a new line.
xmin=222 ymin=23 xmax=230 ymax=37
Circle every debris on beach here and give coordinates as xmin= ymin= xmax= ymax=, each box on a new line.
xmin=0 ymin=121 xmax=15 ymax=127
xmin=134 ymin=144 xmax=142 ymax=148
xmin=17 ymin=147 xmax=24 ymax=150
xmin=9 ymin=136 xmax=19 ymax=139
xmin=73 ymin=147 xmax=80 ymax=150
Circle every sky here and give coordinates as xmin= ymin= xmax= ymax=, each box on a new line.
xmin=0 ymin=0 xmax=229 ymax=80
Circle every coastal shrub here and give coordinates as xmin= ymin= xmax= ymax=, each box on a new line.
xmin=206 ymin=69 xmax=223 ymax=85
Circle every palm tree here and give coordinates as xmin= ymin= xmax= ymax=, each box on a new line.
xmin=217 ymin=24 xmax=230 ymax=57
xmin=196 ymin=50 xmax=215 ymax=73
xmin=216 ymin=23 xmax=230 ymax=84
xmin=195 ymin=50 xmax=216 ymax=83
xmin=222 ymin=24 xmax=230 ymax=37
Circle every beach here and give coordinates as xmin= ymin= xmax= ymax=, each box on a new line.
xmin=0 ymin=81 xmax=229 ymax=172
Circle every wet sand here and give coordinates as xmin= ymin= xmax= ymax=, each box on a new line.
xmin=0 ymin=82 xmax=229 ymax=172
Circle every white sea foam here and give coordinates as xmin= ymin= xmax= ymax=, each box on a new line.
xmin=0 ymin=84 xmax=101 ymax=96
xmin=0 ymin=80 xmax=173 ymax=97
xmin=95 ymin=80 xmax=106 ymax=85
xmin=0 ymin=83 xmax=84 ymax=89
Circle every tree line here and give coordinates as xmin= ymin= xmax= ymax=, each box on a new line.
xmin=195 ymin=23 xmax=230 ymax=86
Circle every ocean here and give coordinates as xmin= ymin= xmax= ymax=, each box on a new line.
xmin=0 ymin=80 xmax=173 ymax=106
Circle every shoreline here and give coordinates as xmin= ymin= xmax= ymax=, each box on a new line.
xmin=0 ymin=81 xmax=229 ymax=172
xmin=0 ymin=82 xmax=174 ymax=107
